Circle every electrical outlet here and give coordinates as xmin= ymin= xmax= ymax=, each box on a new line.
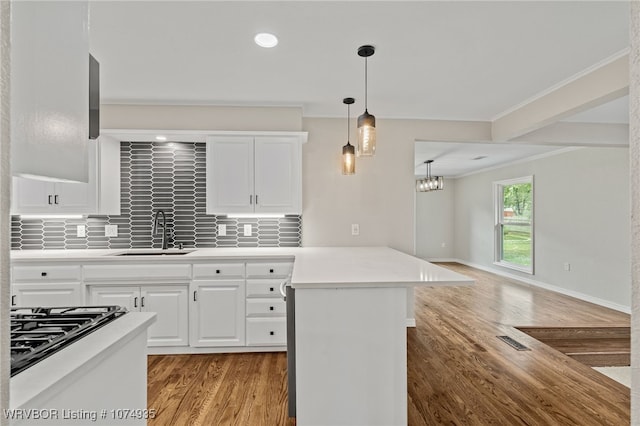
xmin=563 ymin=262 xmax=571 ymax=271
xmin=76 ymin=225 xmax=86 ymax=238
xmin=218 ymin=224 xmax=227 ymax=236
xmin=105 ymin=225 xmax=118 ymax=237
xmin=243 ymin=224 xmax=252 ymax=236
xmin=351 ymin=224 xmax=360 ymax=236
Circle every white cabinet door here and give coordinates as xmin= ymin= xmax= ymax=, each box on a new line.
xmin=254 ymin=137 xmax=301 ymax=214
xmin=206 ymin=137 xmax=254 ymax=214
xmin=12 ymin=178 xmax=92 ymax=214
xmin=11 ymin=1 xmax=90 ymax=182
xmin=190 ymin=280 xmax=245 ymax=347
xmin=142 ymin=286 xmax=189 ymax=347
xmin=11 ymin=137 xmax=119 ymax=215
xmin=12 ymin=283 xmax=82 ymax=307
xmin=89 ymin=286 xmax=138 ymax=312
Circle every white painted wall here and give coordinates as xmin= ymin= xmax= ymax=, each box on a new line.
xmin=453 ymin=147 xmax=630 ymax=309
xmin=299 ymin=117 xmax=490 ymax=254
xmin=629 ymin=1 xmax=639 ymax=422
xmin=0 ymin=1 xmax=9 ymax=419
xmin=415 ymin=179 xmax=456 ymax=260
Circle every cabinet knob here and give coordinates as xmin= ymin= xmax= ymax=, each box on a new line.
xmin=269 ymin=306 xmax=274 ymax=311
xmin=269 ymin=268 xmax=274 ymax=273
xmin=216 ymin=269 xmax=221 ymax=274
xmin=269 ymin=331 xmax=274 ymax=336
xmin=41 ymin=272 xmax=47 ymax=277
xmin=269 ymin=287 xmax=274 ymax=292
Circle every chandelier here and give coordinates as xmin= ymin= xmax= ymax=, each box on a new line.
xmin=416 ymin=160 xmax=444 ymax=192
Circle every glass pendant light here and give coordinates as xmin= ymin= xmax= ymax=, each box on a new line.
xmin=342 ymin=97 xmax=356 ymax=175
xmin=416 ymin=160 xmax=444 ymax=192
xmin=357 ymin=45 xmax=376 ymax=157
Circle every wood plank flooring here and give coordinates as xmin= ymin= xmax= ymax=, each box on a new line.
xmin=147 ymin=263 xmax=630 ymax=425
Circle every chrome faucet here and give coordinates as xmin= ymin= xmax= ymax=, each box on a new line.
xmin=152 ymin=210 xmax=169 ymax=250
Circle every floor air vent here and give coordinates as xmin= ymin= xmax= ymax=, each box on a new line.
xmin=497 ymin=335 xmax=530 ymax=351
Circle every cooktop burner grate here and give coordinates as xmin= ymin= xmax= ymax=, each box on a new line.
xmin=10 ymin=306 xmax=127 ymax=377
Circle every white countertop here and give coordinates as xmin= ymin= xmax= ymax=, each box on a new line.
xmin=11 ymin=246 xmax=473 ymax=289
xmin=10 ymin=312 xmax=156 ymax=410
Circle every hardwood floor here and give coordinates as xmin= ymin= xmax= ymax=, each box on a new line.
xmin=147 ymin=263 xmax=630 ymax=425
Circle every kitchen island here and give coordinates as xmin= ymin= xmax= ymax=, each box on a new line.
xmin=289 ymin=247 xmax=472 ymax=426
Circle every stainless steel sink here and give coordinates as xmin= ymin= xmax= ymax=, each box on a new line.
xmin=112 ymin=250 xmax=195 ymax=256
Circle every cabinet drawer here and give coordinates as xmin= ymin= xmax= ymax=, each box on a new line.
xmin=246 ymin=318 xmax=286 ymax=346
xmin=193 ymin=263 xmax=245 ymax=279
xmin=83 ymin=264 xmax=191 ymax=281
xmin=12 ymin=265 xmax=81 ymax=282
xmin=246 ymin=298 xmax=286 ymax=317
xmin=246 ymin=262 xmax=293 ymax=278
xmin=246 ymin=279 xmax=287 ymax=298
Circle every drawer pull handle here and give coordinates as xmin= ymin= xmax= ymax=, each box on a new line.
xmin=269 ymin=287 xmax=274 ymax=292
xmin=141 ymin=297 xmax=145 ymax=308
xmin=193 ymin=291 xmax=197 ymax=302
xmin=269 ymin=306 xmax=274 ymax=311
xmin=11 ymin=295 xmax=16 ymax=306
xmin=47 ymin=195 xmax=53 ymax=205
xmin=269 ymin=331 xmax=274 ymax=336
xmin=41 ymin=272 xmax=47 ymax=277
xmin=54 ymin=195 xmax=59 ymax=205
xmin=134 ymin=297 xmax=138 ymax=308
xmin=269 ymin=268 xmax=274 ymax=273
xmin=216 ymin=269 xmax=221 ymax=274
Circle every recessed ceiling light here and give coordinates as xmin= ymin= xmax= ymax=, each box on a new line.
xmin=155 ymin=135 xmax=167 ymax=141
xmin=254 ymin=33 xmax=278 ymax=48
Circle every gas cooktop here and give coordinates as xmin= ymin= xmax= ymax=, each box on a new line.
xmin=10 ymin=306 xmax=127 ymax=377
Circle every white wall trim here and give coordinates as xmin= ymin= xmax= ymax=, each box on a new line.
xmin=406 ymin=318 xmax=416 ymax=328
xmin=448 ymin=259 xmax=631 ymax=315
xmin=426 ymin=258 xmax=459 ymax=263
xmin=491 ymin=48 xmax=630 ymax=122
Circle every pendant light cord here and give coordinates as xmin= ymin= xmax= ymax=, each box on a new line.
xmin=347 ymin=103 xmax=351 ymax=143
xmin=364 ymin=57 xmax=368 ymax=110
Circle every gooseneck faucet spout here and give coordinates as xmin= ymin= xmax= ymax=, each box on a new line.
xmin=152 ymin=210 xmax=168 ymax=250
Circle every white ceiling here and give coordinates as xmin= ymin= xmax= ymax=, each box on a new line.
xmin=89 ymin=1 xmax=630 ymax=121
xmin=88 ymin=1 xmax=630 ymax=178
xmin=414 ymin=141 xmax=565 ymax=178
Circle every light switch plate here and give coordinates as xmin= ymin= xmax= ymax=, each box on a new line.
xmin=351 ymin=224 xmax=360 ymax=236
xmin=243 ymin=224 xmax=252 ymax=236
xmin=105 ymin=224 xmax=118 ymax=237
xmin=76 ymin=225 xmax=86 ymax=238
xmin=218 ymin=224 xmax=227 ymax=236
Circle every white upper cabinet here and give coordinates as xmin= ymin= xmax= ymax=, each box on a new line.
xmin=11 ymin=136 xmax=121 ymax=216
xmin=206 ymin=134 xmax=304 ymax=215
xmin=11 ymin=1 xmax=90 ymax=182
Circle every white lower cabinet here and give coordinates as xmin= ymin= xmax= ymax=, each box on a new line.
xmin=11 ymin=265 xmax=83 ymax=307
xmin=189 ymin=280 xmax=245 ymax=347
xmin=89 ymin=285 xmax=189 ymax=347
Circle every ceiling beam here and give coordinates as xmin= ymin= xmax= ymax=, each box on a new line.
xmin=491 ymin=52 xmax=629 ymax=142
xmin=511 ymin=122 xmax=629 ymax=147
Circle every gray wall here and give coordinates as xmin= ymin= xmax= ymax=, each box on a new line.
xmin=415 ymin=179 xmax=456 ymax=260
xmin=444 ymin=147 xmax=630 ymax=309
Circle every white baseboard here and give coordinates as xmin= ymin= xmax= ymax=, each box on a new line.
xmin=426 ymin=257 xmax=459 ymax=263
xmin=452 ymin=259 xmax=631 ymax=315
xmin=406 ymin=318 xmax=416 ymax=328
xmin=147 ymin=345 xmax=286 ymax=355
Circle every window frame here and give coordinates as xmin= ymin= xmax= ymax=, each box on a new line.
xmin=493 ymin=175 xmax=534 ymax=274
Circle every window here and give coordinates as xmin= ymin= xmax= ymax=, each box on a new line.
xmin=494 ymin=176 xmax=533 ymax=273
